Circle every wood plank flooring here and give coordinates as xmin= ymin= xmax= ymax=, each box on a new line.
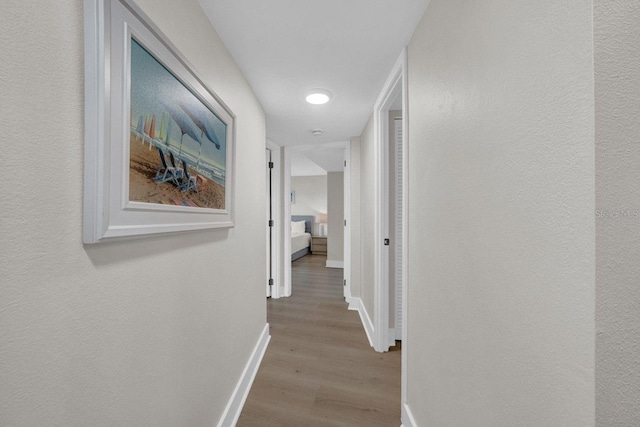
xmin=237 ymin=255 xmax=401 ymax=427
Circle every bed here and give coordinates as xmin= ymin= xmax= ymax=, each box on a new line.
xmin=291 ymin=215 xmax=313 ymax=262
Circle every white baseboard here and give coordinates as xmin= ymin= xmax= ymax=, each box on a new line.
xmin=325 ymin=260 xmax=344 ymax=269
xmin=401 ymin=402 xmax=418 ymax=427
xmin=216 ymin=323 xmax=270 ymax=427
xmin=347 ymin=297 xmax=374 ymax=348
xmin=388 ymin=328 xmax=398 ymax=347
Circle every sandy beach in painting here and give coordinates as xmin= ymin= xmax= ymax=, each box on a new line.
xmin=128 ymin=133 xmax=225 ymax=209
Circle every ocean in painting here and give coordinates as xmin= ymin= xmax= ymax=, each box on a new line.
xmin=128 ymin=38 xmax=228 ymax=209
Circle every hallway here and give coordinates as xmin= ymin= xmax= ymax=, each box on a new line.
xmin=238 ymin=255 xmax=401 ymax=426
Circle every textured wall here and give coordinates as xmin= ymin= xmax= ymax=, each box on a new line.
xmin=0 ymin=0 xmax=267 ymax=425
xmin=406 ymin=0 xmax=594 ymax=425
xmin=595 ymin=1 xmax=640 ymax=425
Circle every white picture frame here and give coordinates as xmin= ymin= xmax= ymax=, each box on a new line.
xmin=83 ymin=0 xmax=235 ymax=244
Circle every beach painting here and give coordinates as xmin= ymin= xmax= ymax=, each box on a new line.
xmin=128 ymin=38 xmax=227 ymax=210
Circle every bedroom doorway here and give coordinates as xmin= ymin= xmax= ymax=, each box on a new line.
xmin=282 ymin=141 xmax=351 ymax=299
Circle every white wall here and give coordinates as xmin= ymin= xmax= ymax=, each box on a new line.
xmin=406 ymin=1 xmax=595 ymax=425
xmin=0 ymin=1 xmax=267 ymax=425
xmin=595 ymin=1 xmax=640 ymax=425
xmin=291 ymin=175 xmax=327 ymax=230
xmin=327 ymin=172 xmax=344 ymax=263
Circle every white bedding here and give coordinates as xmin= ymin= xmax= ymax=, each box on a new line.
xmin=291 ymin=232 xmax=311 ymax=254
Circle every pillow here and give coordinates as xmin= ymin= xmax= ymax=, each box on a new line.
xmin=291 ymin=220 xmax=306 ymax=235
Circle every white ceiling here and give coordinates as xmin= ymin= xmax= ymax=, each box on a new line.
xmin=197 ymin=0 xmax=430 ymax=147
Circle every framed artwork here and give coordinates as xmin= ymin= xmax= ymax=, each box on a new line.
xmin=83 ymin=0 xmax=235 ymax=244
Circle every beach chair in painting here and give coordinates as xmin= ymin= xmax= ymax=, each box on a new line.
xmin=153 ymin=147 xmax=179 ymax=185
xmin=179 ymin=160 xmax=198 ymax=193
xmin=169 ymin=152 xmax=184 ymax=183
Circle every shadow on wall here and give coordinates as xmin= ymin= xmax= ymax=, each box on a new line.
xmin=84 ymin=227 xmax=229 ymax=267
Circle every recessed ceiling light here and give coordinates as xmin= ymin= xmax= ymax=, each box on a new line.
xmin=311 ymin=129 xmax=323 ymax=136
xmin=306 ymin=89 xmax=332 ymax=105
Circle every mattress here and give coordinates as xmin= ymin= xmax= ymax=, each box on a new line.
xmin=291 ymin=232 xmax=311 ymax=254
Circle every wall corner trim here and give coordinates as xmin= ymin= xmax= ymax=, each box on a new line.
xmin=216 ymin=323 xmax=270 ymax=427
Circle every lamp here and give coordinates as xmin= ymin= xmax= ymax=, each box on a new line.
xmin=315 ymin=214 xmax=328 ymax=236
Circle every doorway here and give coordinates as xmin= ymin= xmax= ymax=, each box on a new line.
xmin=389 ymin=114 xmax=404 ymax=341
xmin=283 ymin=142 xmax=351 ymax=299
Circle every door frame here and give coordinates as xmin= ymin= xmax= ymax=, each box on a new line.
xmin=373 ymin=49 xmax=406 ymax=351
xmin=372 ymin=48 xmax=410 ymax=422
xmin=266 ymin=140 xmax=282 ymax=298
xmin=283 ymin=141 xmax=351 ymax=299
xmin=265 ymin=147 xmax=271 ymax=297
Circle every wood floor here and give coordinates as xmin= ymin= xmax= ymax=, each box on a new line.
xmin=237 ymin=255 xmax=401 ymax=427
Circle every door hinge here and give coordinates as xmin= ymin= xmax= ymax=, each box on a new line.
xmin=384 ymin=238 xmax=390 ymax=246
xmin=343 ymin=279 xmax=346 ymax=287
xmin=344 ymin=160 xmax=347 ymax=167
xmin=344 ymin=219 xmax=347 ymax=226
xmin=268 ymin=161 xmax=274 ymax=169
xmin=268 ymin=220 xmax=274 ymax=227
xmin=268 ymin=279 xmax=274 ymax=287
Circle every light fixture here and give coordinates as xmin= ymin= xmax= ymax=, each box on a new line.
xmin=311 ymin=129 xmax=323 ymax=136
xmin=305 ymin=89 xmax=332 ymax=105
